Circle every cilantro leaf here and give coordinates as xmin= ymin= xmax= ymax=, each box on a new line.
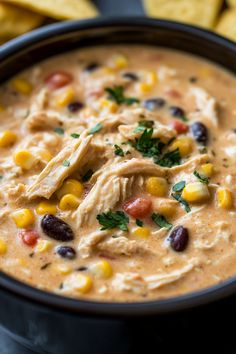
xmin=105 ymin=86 xmax=139 ymax=106
xmin=89 ymin=123 xmax=103 ymax=135
xmin=71 ymin=133 xmax=80 ymax=139
xmin=62 ymin=160 xmax=70 ymax=167
xmin=136 ymin=219 xmax=143 ymax=227
xmin=131 ymin=128 xmax=165 ymax=158
xmin=172 ymin=181 xmax=186 ymax=193
xmin=193 ymin=170 xmax=209 ymax=184
xmin=82 ymin=169 xmax=93 ymax=182
xmin=133 ymin=120 xmax=154 ymax=133
xmin=172 ymin=193 xmax=191 ymax=213
xmin=151 ymin=213 xmax=172 ymax=230
xmin=54 ymin=127 xmax=64 ymax=135
xmin=114 ymin=144 xmax=125 ymax=157
xmin=156 ymin=148 xmax=181 ymax=167
xmin=97 ymin=211 xmax=129 ymax=231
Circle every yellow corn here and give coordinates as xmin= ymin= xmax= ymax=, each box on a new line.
xmin=90 ymin=260 xmax=113 ymax=279
xmin=101 ymin=67 xmax=115 ymax=75
xmin=59 ymin=194 xmax=80 ymax=211
xmin=0 ymin=131 xmax=17 ymax=148
xmin=55 ymin=264 xmax=72 ymax=275
xmin=132 ymin=227 xmax=150 ymax=239
xmin=111 ymin=55 xmax=128 ymax=69
xmin=169 ymin=137 xmax=193 ymax=157
xmin=182 ymin=182 xmax=210 ymax=203
xmin=138 ymin=82 xmax=153 ymax=94
xmin=73 ymin=274 xmax=92 ymax=293
xmin=17 ymin=258 xmax=28 ymax=267
xmin=12 ymin=208 xmax=35 ymax=228
xmin=38 ymin=149 xmax=53 ymax=163
xmin=35 ymin=240 xmax=53 ymax=253
xmin=54 ymin=87 xmax=75 ymax=108
xmin=57 ymin=179 xmax=83 ymax=199
xmin=36 ymin=201 xmax=57 ymax=215
xmin=0 ymin=239 xmax=7 ymax=255
xmin=146 ymin=70 xmax=158 ymax=85
xmin=201 ymin=163 xmax=214 ymax=177
xmin=13 ymin=150 xmax=36 ymax=170
xmin=11 ymin=78 xmax=32 ymax=95
xmin=100 ymin=99 xmax=118 ymax=113
xmin=156 ymin=203 xmax=176 ymax=217
xmin=216 ymin=188 xmax=233 ymax=209
xmin=146 ymin=177 xmax=168 ymax=197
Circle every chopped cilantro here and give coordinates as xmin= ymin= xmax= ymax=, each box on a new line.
xmin=54 ymin=127 xmax=64 ymax=135
xmin=193 ymin=170 xmax=209 ymax=184
xmin=82 ymin=169 xmax=93 ymax=182
xmin=172 ymin=193 xmax=191 ymax=213
xmin=156 ymin=148 xmax=181 ymax=167
xmin=136 ymin=219 xmax=143 ymax=227
xmin=172 ymin=181 xmax=186 ymax=193
xmin=89 ymin=123 xmax=103 ymax=135
xmin=71 ymin=133 xmax=80 ymax=139
xmin=131 ymin=128 xmax=165 ymax=158
xmin=151 ymin=213 xmax=172 ymax=230
xmin=134 ymin=120 xmax=154 ymax=133
xmin=97 ymin=211 xmax=129 ymax=231
xmin=62 ymin=160 xmax=70 ymax=167
xmin=105 ymin=86 xmax=139 ymax=106
xmin=114 ymin=144 xmax=125 ymax=157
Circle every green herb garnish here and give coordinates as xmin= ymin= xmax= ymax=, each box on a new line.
xmin=193 ymin=170 xmax=209 ymax=184
xmin=97 ymin=211 xmax=129 ymax=231
xmin=62 ymin=160 xmax=70 ymax=167
xmin=156 ymin=148 xmax=181 ymax=168
xmin=136 ymin=219 xmax=143 ymax=227
xmin=172 ymin=193 xmax=191 ymax=213
xmin=131 ymin=128 xmax=165 ymax=159
xmin=89 ymin=123 xmax=103 ymax=135
xmin=71 ymin=133 xmax=80 ymax=139
xmin=134 ymin=120 xmax=154 ymax=133
xmin=105 ymin=86 xmax=140 ymax=106
xmin=172 ymin=181 xmax=186 ymax=193
xmin=54 ymin=127 xmax=64 ymax=135
xmin=82 ymin=169 xmax=93 ymax=182
xmin=151 ymin=213 xmax=172 ymax=230
xmin=114 ymin=144 xmax=125 ymax=157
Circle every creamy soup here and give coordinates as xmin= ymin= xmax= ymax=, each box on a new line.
xmin=0 ymin=45 xmax=236 ymax=302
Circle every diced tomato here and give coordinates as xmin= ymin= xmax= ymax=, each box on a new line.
xmin=45 ymin=71 xmax=73 ymax=90
xmin=123 ymin=197 xmax=152 ymax=218
xmin=165 ymin=89 xmax=182 ymax=99
xmin=170 ymin=120 xmax=188 ymax=134
xmin=19 ymin=229 xmax=39 ymax=247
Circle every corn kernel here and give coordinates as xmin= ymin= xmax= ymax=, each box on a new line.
xmin=138 ymin=82 xmax=153 ymax=94
xmin=90 ymin=260 xmax=113 ymax=279
xmin=55 ymin=264 xmax=72 ymax=275
xmin=147 ymin=70 xmax=158 ymax=85
xmin=13 ymin=150 xmax=36 ymax=170
xmin=111 ymin=55 xmax=128 ymax=69
xmin=101 ymin=67 xmax=115 ymax=75
xmin=38 ymin=149 xmax=53 ymax=163
xmin=0 ymin=239 xmax=7 ymax=255
xmin=169 ymin=137 xmax=193 ymax=157
xmin=18 ymin=258 xmax=27 ymax=267
xmin=156 ymin=203 xmax=176 ymax=217
xmin=201 ymin=163 xmax=214 ymax=177
xmin=57 ymin=179 xmax=83 ymax=199
xmin=54 ymin=87 xmax=75 ymax=108
xmin=35 ymin=239 xmax=53 ymax=253
xmin=216 ymin=188 xmax=233 ymax=209
xmin=59 ymin=194 xmax=80 ymax=211
xmin=132 ymin=227 xmax=150 ymax=239
xmin=12 ymin=208 xmax=35 ymax=228
xmin=11 ymin=78 xmax=32 ymax=95
xmin=73 ymin=274 xmax=92 ymax=293
xmin=101 ymin=99 xmax=118 ymax=113
xmin=146 ymin=177 xmax=168 ymax=197
xmin=0 ymin=131 xmax=17 ymax=148
xmin=182 ymin=182 xmax=210 ymax=203
xmin=36 ymin=201 xmax=57 ymax=215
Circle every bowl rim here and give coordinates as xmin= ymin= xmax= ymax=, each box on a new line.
xmin=1 ymin=17 xmax=236 ymax=317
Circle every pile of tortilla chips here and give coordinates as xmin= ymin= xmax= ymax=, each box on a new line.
xmin=0 ymin=0 xmax=98 ymax=44
xmin=143 ymin=0 xmax=236 ymax=42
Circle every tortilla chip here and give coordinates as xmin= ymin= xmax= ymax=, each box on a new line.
xmin=226 ymin=0 xmax=236 ymax=7
xmin=215 ymin=9 xmax=236 ymax=42
xmin=143 ymin=0 xmax=223 ymax=28
xmin=1 ymin=0 xmax=98 ymax=20
xmin=0 ymin=3 xmax=44 ymax=39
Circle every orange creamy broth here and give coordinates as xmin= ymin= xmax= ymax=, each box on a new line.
xmin=0 ymin=45 xmax=235 ymax=302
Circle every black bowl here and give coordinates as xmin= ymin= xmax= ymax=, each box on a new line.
xmin=0 ymin=18 xmax=236 ymax=354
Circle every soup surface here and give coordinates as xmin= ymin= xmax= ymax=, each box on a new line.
xmin=0 ymin=45 xmax=236 ymax=302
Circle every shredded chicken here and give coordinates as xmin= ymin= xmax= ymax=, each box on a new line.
xmin=97 ymin=236 xmax=150 ymax=256
xmin=189 ymin=87 xmax=218 ymax=126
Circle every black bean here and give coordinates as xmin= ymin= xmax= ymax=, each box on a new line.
xmin=169 ymin=226 xmax=189 ymax=252
xmin=189 ymin=76 xmax=198 ymax=83
xmin=76 ymin=266 xmax=87 ymax=272
xmin=56 ymin=246 xmax=76 ymax=260
xmin=67 ymin=101 xmax=84 ymax=113
xmin=169 ymin=106 xmax=185 ymax=118
xmin=84 ymin=62 xmax=100 ymax=72
xmin=41 ymin=214 xmax=74 ymax=242
xmin=191 ymin=121 xmax=208 ymax=145
xmin=122 ymin=72 xmax=139 ymax=81
xmin=143 ymin=98 xmax=166 ymax=111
